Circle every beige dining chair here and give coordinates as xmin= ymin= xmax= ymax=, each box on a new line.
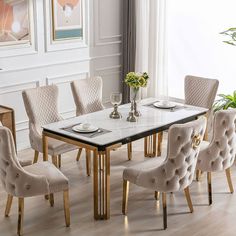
xmin=22 ymin=85 xmax=91 ymax=175
xmin=70 ymin=76 xmax=107 ymax=163
xmin=196 ymin=109 xmax=236 ymax=205
xmin=71 ymin=77 xmax=132 ymax=160
xmin=0 ymin=126 xmax=70 ymax=235
xmin=156 ymin=75 xmax=219 ymax=158
xmin=70 ymin=76 xmax=105 ymax=116
xmin=0 ymin=121 xmax=32 ymax=167
xmin=122 ymin=117 xmax=206 ymax=229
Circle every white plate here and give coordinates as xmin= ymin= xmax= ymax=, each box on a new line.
xmin=72 ymin=124 xmax=99 ymax=133
xmin=153 ymin=101 xmax=176 ymax=109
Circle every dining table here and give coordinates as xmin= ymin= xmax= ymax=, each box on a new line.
xmin=42 ymin=97 xmax=208 ymax=220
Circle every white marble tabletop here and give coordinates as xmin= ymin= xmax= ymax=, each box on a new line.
xmin=42 ymin=98 xmax=208 ymax=149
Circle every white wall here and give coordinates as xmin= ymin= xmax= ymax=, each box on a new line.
xmin=0 ymin=0 xmax=122 ymax=150
xmin=167 ymin=0 xmax=236 ymax=99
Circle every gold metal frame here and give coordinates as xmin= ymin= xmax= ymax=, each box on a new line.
xmin=144 ymin=134 xmax=157 ymax=157
xmin=43 ymin=130 xmax=122 ymax=220
xmin=51 ymin=0 xmax=84 ymax=42
xmin=127 ymin=143 xmax=132 ymax=161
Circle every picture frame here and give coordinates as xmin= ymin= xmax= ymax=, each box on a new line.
xmin=0 ymin=0 xmax=34 ymax=47
xmin=51 ymin=0 xmax=83 ymax=42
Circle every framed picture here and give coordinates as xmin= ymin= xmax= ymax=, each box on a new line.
xmin=52 ymin=0 xmax=83 ymax=41
xmin=0 ymin=0 xmax=33 ymax=47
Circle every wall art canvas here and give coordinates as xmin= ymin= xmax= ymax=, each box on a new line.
xmin=0 ymin=0 xmax=31 ymax=46
xmin=52 ymin=0 xmax=83 ymax=41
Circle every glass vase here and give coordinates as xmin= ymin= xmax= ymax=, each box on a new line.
xmin=130 ymin=87 xmax=141 ymax=117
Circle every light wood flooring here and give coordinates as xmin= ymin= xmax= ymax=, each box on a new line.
xmin=0 ymin=138 xmax=236 ymax=236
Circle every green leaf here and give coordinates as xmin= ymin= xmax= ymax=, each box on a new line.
xmin=223 ymin=41 xmax=236 ymax=46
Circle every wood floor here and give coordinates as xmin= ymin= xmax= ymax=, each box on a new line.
xmin=1 ymin=138 xmax=236 ymax=236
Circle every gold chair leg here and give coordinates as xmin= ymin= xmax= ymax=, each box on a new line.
xmin=17 ymin=198 xmax=24 ymax=236
xmin=58 ymin=155 xmax=62 ymax=168
xmin=155 ymin=191 xmax=160 ymax=201
xmin=63 ymin=190 xmax=70 ymax=227
xmin=51 ymin=155 xmax=58 ymax=168
xmin=49 ymin=194 xmax=54 ymax=207
xmin=76 ymin=148 xmax=83 ymax=161
xmin=127 ymin=143 xmax=132 ymax=161
xmin=162 ymin=192 xmax=167 ymax=230
xmin=122 ymin=180 xmax=129 ymax=215
xmin=226 ymin=168 xmax=234 ymax=193
xmin=184 ymin=187 xmax=193 ymax=213
xmin=157 ymin=132 xmax=163 ymax=156
xmin=5 ymin=195 xmax=13 ymax=217
xmin=86 ymin=150 xmax=91 ymax=176
xmin=196 ymin=169 xmax=202 ymax=181
xmin=207 ymin=172 xmax=212 ymax=205
xmin=33 ymin=150 xmax=39 ymax=164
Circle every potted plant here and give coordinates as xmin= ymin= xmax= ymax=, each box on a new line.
xmin=213 ymin=91 xmax=236 ymax=111
xmin=220 ymin=27 xmax=236 ymax=46
xmin=125 ymin=72 xmax=149 ymax=120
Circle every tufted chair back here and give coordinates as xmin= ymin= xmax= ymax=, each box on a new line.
xmin=132 ymin=117 xmax=206 ymax=192
xmin=185 ymin=75 xmax=219 ymax=109
xmin=197 ymin=109 xmax=236 ymax=172
xmin=71 ymin=77 xmax=105 ymax=116
xmin=22 ymin=85 xmax=62 ymax=145
xmin=0 ymin=127 xmax=48 ymax=197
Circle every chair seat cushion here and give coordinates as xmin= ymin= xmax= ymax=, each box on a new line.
xmin=24 ymin=162 xmax=68 ymax=193
xmin=123 ymin=157 xmax=165 ymax=185
xmin=31 ymin=135 xmax=77 ymax=156
xmin=19 ymin=159 xmax=33 ymax=167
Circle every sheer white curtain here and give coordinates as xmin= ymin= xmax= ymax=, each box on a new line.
xmin=135 ymin=0 xmax=168 ymax=98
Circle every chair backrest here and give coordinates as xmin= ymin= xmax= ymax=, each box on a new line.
xmin=185 ymin=75 xmax=219 ymax=109
xmin=71 ymin=77 xmax=104 ymax=116
xmin=144 ymin=117 xmax=206 ymax=192
xmin=0 ymin=127 xmax=48 ymax=197
xmin=197 ymin=109 xmax=236 ymax=172
xmin=22 ymin=85 xmax=62 ymax=134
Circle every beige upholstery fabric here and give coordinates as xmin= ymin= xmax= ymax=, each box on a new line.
xmin=185 ymin=75 xmax=219 ymax=140
xmin=71 ymin=77 xmax=105 ymax=116
xmin=0 ymin=127 xmax=68 ymax=198
xmin=22 ymin=85 xmax=76 ymax=156
xmin=19 ymin=159 xmax=32 ymax=167
xmin=123 ymin=117 xmax=206 ymax=192
xmin=0 ymin=123 xmax=32 ymax=167
xmin=185 ymin=75 xmax=219 ymax=109
xmin=197 ymin=109 xmax=236 ymax=172
xmin=24 ymin=162 xmax=68 ymax=193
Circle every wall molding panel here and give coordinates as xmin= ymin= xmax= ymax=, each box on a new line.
xmin=93 ymin=0 xmax=122 ymax=46
xmin=0 ymin=81 xmax=40 ymax=95
xmin=46 ymin=72 xmax=89 ymax=85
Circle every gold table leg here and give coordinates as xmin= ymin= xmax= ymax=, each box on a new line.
xmin=93 ymin=149 xmax=110 ymax=220
xmin=86 ymin=150 xmax=91 ymax=176
xmin=93 ymin=144 xmax=121 ymax=220
xmin=127 ymin=143 xmax=132 ymax=161
xmin=42 ymin=132 xmax=48 ymax=162
xmin=42 ymin=132 xmax=49 ymax=200
xmin=144 ymin=134 xmax=157 ymax=157
xmin=157 ymin=132 xmax=163 ymax=156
